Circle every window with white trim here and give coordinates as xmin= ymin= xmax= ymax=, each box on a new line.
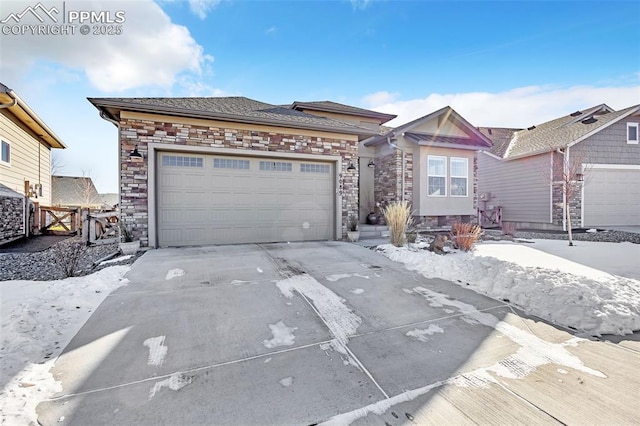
xmin=300 ymin=163 xmax=330 ymax=174
xmin=427 ymin=156 xmax=446 ymax=196
xmin=1 ymin=140 xmax=10 ymax=166
xmin=627 ymin=123 xmax=639 ymax=144
xmin=450 ymin=157 xmax=468 ymax=197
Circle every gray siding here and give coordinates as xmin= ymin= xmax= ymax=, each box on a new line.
xmin=477 ymin=152 xmax=551 ymax=223
xmin=571 ymin=115 xmax=640 ymax=165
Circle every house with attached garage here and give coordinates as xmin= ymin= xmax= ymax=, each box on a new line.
xmin=478 ymin=103 xmax=640 ymax=230
xmin=88 ymin=97 xmax=396 ymax=247
xmin=0 ymin=82 xmax=67 ymax=244
xmin=360 ymin=106 xmax=493 ymax=227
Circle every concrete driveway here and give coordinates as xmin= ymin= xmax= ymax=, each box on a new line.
xmin=37 ymin=242 xmax=640 ymax=425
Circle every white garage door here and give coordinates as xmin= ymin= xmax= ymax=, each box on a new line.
xmin=583 ymin=167 xmax=640 ymax=226
xmin=157 ymin=152 xmax=335 ymax=246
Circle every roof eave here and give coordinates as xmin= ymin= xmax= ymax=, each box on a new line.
xmin=89 ymin=99 xmax=377 ymax=137
xmin=1 ymin=86 xmax=67 ymax=149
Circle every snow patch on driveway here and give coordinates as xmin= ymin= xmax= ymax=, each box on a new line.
xmin=351 ymin=288 xmax=364 ymax=295
xmin=413 ymin=286 xmax=606 ymax=379
xmin=406 ymin=325 xmax=444 ymax=342
xmin=380 ymin=244 xmax=640 ymax=335
xmin=148 ymin=373 xmax=192 ymax=400
xmin=263 ymin=321 xmax=298 ymax=349
xmin=278 ymin=376 xmax=293 ymax=387
xmin=143 ymin=336 xmax=168 ymax=367
xmin=165 ymin=268 xmax=184 ymax=280
xmin=276 ymin=274 xmax=361 ymax=345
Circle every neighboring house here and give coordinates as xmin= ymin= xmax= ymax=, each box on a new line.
xmin=361 ymin=106 xmax=493 ymax=227
xmin=89 ymin=97 xmax=384 ymax=247
xmin=478 ymin=103 xmax=640 ymax=230
xmin=51 ymin=175 xmax=103 ymax=209
xmin=0 ymin=82 xmax=67 ymax=244
xmin=97 ymin=193 xmax=119 ymax=209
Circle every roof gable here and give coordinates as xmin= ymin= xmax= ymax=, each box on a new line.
xmin=364 ymin=106 xmax=492 ymax=149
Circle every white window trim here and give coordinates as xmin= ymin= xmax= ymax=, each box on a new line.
xmin=1 ymin=140 xmax=11 ymax=167
xmin=427 ymin=155 xmax=447 ymax=197
xmin=450 ymin=157 xmax=469 ymax=198
xmin=627 ymin=122 xmax=639 ymax=144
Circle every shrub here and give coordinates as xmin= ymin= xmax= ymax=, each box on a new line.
xmin=52 ymin=240 xmax=87 ymax=277
xmin=451 ymin=222 xmax=481 ymax=252
xmin=502 ymin=222 xmax=517 ymax=237
xmin=382 ymin=201 xmax=413 ymax=247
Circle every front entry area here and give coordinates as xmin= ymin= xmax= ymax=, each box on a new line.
xmin=156 ymin=152 xmax=336 ymax=246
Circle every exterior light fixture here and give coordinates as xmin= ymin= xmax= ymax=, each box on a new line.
xmin=576 ymin=173 xmax=584 ymax=182
xmin=367 ymin=159 xmax=375 ymax=168
xmin=347 ymin=162 xmax=356 ymax=171
xmin=129 ymin=145 xmax=143 ymax=162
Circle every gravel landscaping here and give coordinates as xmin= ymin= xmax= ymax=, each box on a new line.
xmin=482 ymin=228 xmax=640 ymax=244
xmin=0 ymin=237 xmax=141 ymax=281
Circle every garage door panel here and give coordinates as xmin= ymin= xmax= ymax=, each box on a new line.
xmin=158 ymin=152 xmax=335 ymax=246
xmin=584 ymin=168 xmax=640 ymax=226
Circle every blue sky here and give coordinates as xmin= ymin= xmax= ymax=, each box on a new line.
xmin=1 ymin=0 xmax=639 ymax=193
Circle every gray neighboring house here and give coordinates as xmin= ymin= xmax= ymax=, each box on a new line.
xmin=478 ymin=103 xmax=640 ymax=230
xmin=52 ymin=176 xmax=102 ymax=208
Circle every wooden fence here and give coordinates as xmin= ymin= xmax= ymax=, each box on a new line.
xmin=82 ymin=210 xmax=119 ymax=245
xmin=33 ymin=204 xmax=80 ymax=236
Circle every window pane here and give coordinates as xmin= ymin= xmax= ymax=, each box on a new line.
xmin=260 ymin=161 xmax=292 ymax=171
xmin=629 ymin=125 xmax=638 ymax=141
xmin=162 ymin=155 xmax=203 ymax=167
xmin=428 ymin=157 xmax=445 ymax=176
xmin=1 ymin=141 xmax=9 ymax=163
xmin=428 ymin=177 xmax=446 ymax=196
xmin=451 ymin=177 xmax=467 ymax=196
xmin=450 ymin=158 xmax=468 ymax=177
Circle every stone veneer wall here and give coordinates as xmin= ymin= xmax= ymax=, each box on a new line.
xmin=0 ymin=195 xmax=24 ymax=244
xmin=373 ymin=150 xmax=413 ymax=210
xmin=552 ymin=185 xmax=582 ymax=229
xmin=119 ymin=118 xmax=359 ymax=246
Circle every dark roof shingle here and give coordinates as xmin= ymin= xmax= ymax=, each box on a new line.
xmin=89 ymin=96 xmax=377 ymax=136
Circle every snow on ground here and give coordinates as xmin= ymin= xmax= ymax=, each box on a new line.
xmin=379 ymin=240 xmax=640 ymax=336
xmin=0 ymin=266 xmax=130 ymax=426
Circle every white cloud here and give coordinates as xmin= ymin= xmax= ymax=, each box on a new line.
xmin=0 ymin=0 xmax=212 ymax=92
xmin=188 ymin=0 xmax=221 ymax=19
xmin=368 ymin=83 xmax=640 ymax=128
xmin=350 ymin=0 xmax=372 ymax=10
xmin=361 ymin=90 xmax=398 ymax=107
xmin=265 ymin=26 xmax=277 ymax=35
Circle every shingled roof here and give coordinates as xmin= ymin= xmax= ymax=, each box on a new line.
xmin=89 ymin=96 xmax=378 ymax=137
xmin=290 ymin=100 xmax=397 ymax=123
xmin=494 ymin=104 xmax=640 ymax=159
xmin=477 ymin=127 xmax=521 ymax=157
xmin=52 ymin=176 xmax=101 ymax=207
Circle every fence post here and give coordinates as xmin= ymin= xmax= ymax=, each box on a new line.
xmin=82 ymin=209 xmax=89 ymax=244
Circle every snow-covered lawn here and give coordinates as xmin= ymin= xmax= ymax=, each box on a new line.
xmin=0 ymin=266 xmax=130 ymax=426
xmin=379 ymin=239 xmax=640 ymax=337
